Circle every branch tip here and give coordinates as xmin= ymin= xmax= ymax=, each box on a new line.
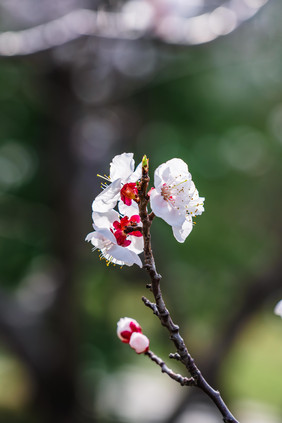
xmin=142 ymin=296 xmax=159 ymax=315
xmin=142 ymin=155 xmax=149 ymax=169
xmin=149 ymin=212 xmax=155 ymax=221
xmin=169 ymin=353 xmax=181 ymax=361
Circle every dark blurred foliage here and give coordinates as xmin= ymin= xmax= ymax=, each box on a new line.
xmin=0 ymin=0 xmax=281 ymax=422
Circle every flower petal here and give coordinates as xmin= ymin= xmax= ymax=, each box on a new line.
xmin=92 ymin=210 xmax=119 ymax=229
xmin=128 ymin=234 xmax=144 ymax=254
xmin=118 ymin=200 xmax=139 ymax=217
xmin=107 ymin=244 xmax=142 ymax=267
xmin=92 ymin=179 xmax=121 ymax=212
xmin=110 ymin=153 xmax=135 ymax=181
xmin=128 ymin=161 xmax=142 ymax=182
xmin=188 ymin=181 xmax=205 ymax=216
xmin=117 ymin=317 xmax=141 ymax=342
xmin=86 ymin=228 xmax=116 ymax=247
xmin=150 ymin=189 xmax=185 ymax=227
xmin=129 ymin=332 xmax=149 ymax=354
xmin=154 ymin=158 xmax=189 ymax=189
xmin=172 ymin=216 xmax=193 ymax=243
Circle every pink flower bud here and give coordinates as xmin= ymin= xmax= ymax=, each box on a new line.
xmin=117 ymin=317 xmax=142 ymax=343
xmin=129 ymin=332 xmax=150 ymax=354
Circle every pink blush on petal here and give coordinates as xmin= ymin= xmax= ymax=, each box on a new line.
xmin=120 ymin=330 xmax=132 ymax=343
xmin=129 ymin=321 xmax=142 ymax=333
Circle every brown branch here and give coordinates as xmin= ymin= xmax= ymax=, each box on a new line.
xmin=145 ymin=350 xmax=195 ymax=386
xmin=137 ymin=158 xmax=239 ymax=423
xmin=149 ymin=212 xmax=155 ymax=221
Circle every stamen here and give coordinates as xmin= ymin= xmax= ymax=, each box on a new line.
xmin=170 ymin=179 xmax=188 ymax=189
xmin=97 ymin=173 xmax=111 ymax=182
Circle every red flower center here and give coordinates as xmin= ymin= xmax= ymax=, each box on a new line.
xmin=120 ymin=183 xmax=138 ymax=206
xmin=111 ymin=215 xmax=142 ymax=246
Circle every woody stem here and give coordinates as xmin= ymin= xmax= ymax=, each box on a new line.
xmin=137 ymin=160 xmax=239 ymax=423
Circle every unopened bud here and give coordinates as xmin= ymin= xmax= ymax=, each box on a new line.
xmin=142 ymin=155 xmax=149 ymax=169
xmin=129 ymin=332 xmax=150 ymax=354
xmin=117 ymin=317 xmax=142 ymax=343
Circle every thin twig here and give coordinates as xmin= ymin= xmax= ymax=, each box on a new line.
xmin=169 ymin=353 xmax=181 ymax=361
xmin=137 ymin=158 xmax=240 ymax=423
xmin=142 ymin=296 xmax=159 ymax=316
xmin=149 ymin=212 xmax=155 ymax=221
xmin=145 ymin=350 xmax=195 ymax=386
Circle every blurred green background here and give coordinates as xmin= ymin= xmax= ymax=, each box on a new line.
xmin=0 ymin=1 xmax=281 ymax=422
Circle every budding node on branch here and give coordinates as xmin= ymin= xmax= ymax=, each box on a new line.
xmin=142 ymin=154 xmax=149 ymax=171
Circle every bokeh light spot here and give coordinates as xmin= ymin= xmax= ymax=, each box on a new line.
xmin=220 ymin=127 xmax=269 ymax=175
xmin=0 ymin=141 xmax=36 ymax=190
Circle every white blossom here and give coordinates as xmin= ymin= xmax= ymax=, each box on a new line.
xmin=86 ymin=210 xmax=143 ymax=267
xmin=150 ymin=158 xmax=205 ymax=242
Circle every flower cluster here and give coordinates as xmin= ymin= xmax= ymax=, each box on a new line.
xmin=86 ymin=153 xmax=205 ymax=267
xmin=117 ymin=317 xmax=150 ymax=354
xmin=86 ymin=153 xmax=143 ymax=267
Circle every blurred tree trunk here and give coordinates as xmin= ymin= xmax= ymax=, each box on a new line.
xmin=0 ymin=63 xmax=97 ymax=423
xmin=36 ymin=64 xmax=81 ymax=423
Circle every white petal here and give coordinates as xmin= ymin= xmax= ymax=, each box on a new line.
xmin=92 ymin=179 xmax=121 ymax=212
xmin=188 ymin=181 xmax=205 ymax=216
xmin=188 ymin=180 xmax=197 ymax=197
xmin=165 ymin=158 xmax=189 ymax=175
xmin=107 ymin=244 xmax=142 ymax=267
xmin=97 ymin=228 xmax=117 ymax=244
xmin=172 ymin=216 xmax=193 ymax=243
xmin=110 ymin=153 xmax=135 ymax=182
xmin=118 ymin=200 xmax=139 ymax=217
xmin=154 ymin=158 xmax=189 ymax=188
xmin=154 ymin=161 xmax=170 ymax=189
xmin=128 ymin=161 xmax=142 ymax=182
xmin=150 ymin=189 xmax=185 ymax=227
xmin=85 ymin=231 xmax=96 ymax=242
xmin=188 ymin=199 xmax=205 ymax=216
xmin=92 ymin=210 xmax=119 ymax=229
xmin=274 ymin=300 xmax=282 ymax=318
xmin=128 ymin=234 xmax=144 ymax=254
xmin=86 ymin=228 xmax=116 ymax=247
